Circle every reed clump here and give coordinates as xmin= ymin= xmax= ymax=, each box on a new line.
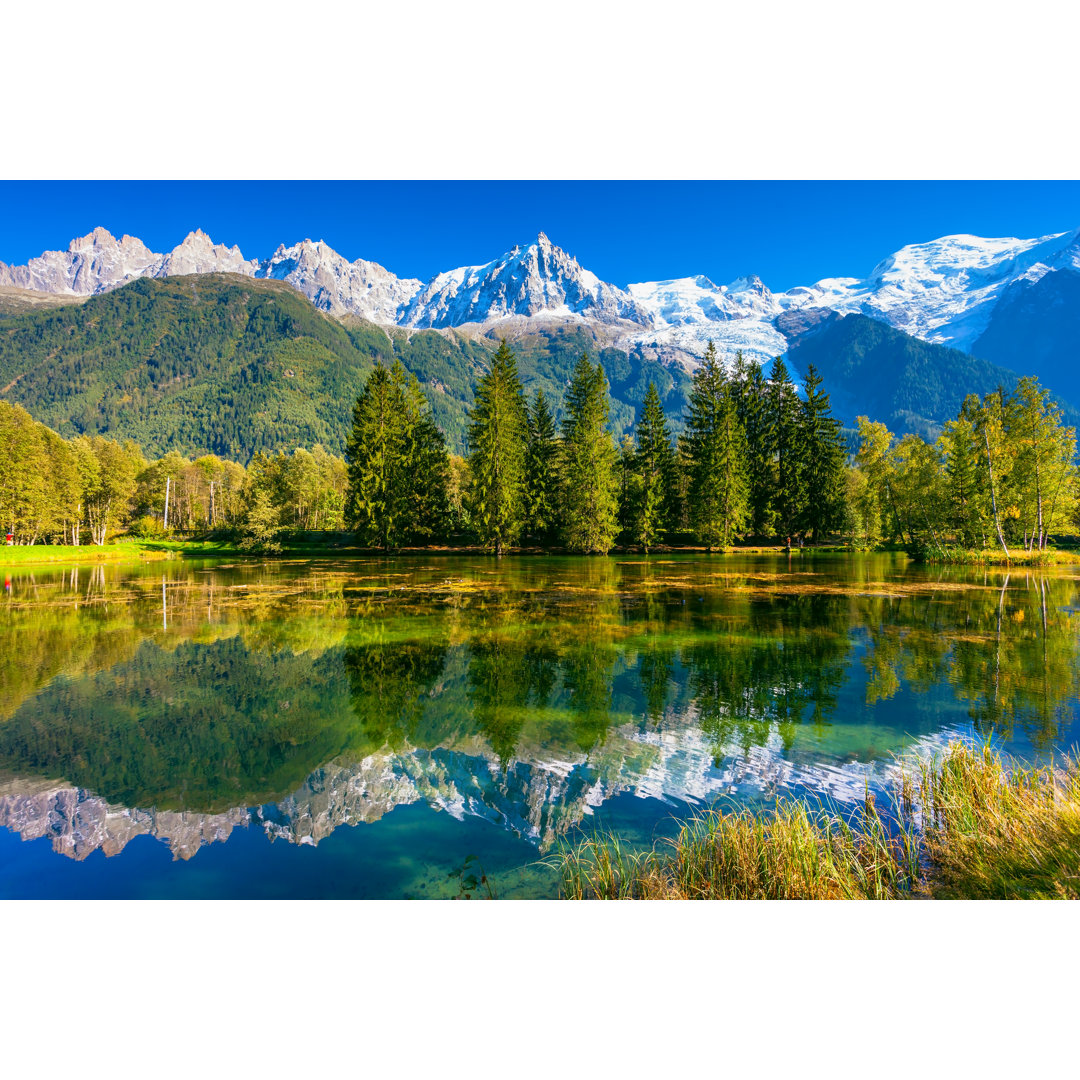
xmin=916 ymin=743 xmax=1080 ymax=899
xmin=557 ymin=742 xmax=1080 ymax=900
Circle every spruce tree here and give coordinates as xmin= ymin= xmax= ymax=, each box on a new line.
xmin=560 ymin=353 xmax=620 ymax=554
xmin=732 ymin=355 xmax=774 ymax=538
xmin=798 ymin=363 xmax=846 ymax=542
xmin=346 ymin=359 xmax=449 ymax=550
xmin=684 ymin=342 xmax=750 ymax=549
xmin=467 ymin=340 xmax=529 ymax=555
xmin=524 ymin=388 xmax=559 ymax=542
xmin=617 ymin=434 xmax=639 ymax=542
xmin=400 ymin=372 xmax=451 ymax=542
xmin=632 ymin=381 xmax=676 ymax=552
xmin=766 ymin=355 xmax=804 ymax=539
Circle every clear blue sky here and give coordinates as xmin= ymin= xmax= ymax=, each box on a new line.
xmin=2 ymin=181 xmax=1078 ymax=292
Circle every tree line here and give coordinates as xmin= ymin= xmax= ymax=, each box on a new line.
xmin=850 ymin=377 xmax=1079 ymax=556
xmin=345 ymin=341 xmax=849 ymax=553
xmin=0 ymin=399 xmax=346 ymax=547
xmin=4 ymin=340 xmax=1076 ymax=556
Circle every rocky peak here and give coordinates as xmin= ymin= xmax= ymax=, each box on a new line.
xmin=161 ymin=230 xmax=258 ymax=277
xmin=400 ymin=233 xmax=652 ymax=328
xmin=257 ymin=239 xmax=422 ymax=322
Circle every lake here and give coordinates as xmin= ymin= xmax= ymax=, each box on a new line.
xmin=1 ymin=552 xmax=1078 ymax=898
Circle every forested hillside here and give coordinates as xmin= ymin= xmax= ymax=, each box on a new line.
xmin=0 ymin=275 xmax=691 ymax=460
xmin=779 ymin=311 xmax=1067 ymax=441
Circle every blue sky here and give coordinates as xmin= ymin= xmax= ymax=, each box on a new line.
xmin=2 ymin=181 xmax=1078 ymax=292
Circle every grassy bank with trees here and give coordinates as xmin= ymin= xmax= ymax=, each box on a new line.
xmin=3 ymin=338 xmax=1077 ymax=563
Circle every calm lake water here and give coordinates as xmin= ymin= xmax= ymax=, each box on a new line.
xmin=1 ymin=552 xmax=1078 ymax=898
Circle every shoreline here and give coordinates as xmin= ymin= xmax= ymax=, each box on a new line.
xmin=3 ymin=538 xmax=1077 ymax=570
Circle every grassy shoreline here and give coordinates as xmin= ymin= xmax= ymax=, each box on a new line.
xmin=914 ymin=546 xmax=1077 ymax=566
xmin=3 ymin=537 xmax=1077 ymax=570
xmin=556 ymin=743 xmax=1080 ymax=900
xmin=0 ymin=540 xmax=247 ymax=566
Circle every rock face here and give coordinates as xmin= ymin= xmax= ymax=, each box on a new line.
xmin=158 ymin=229 xmax=259 ymax=278
xmin=0 ymin=228 xmax=419 ymax=325
xmin=4 ymin=222 xmax=1080 ymax=368
xmin=0 ymin=716 xmax=936 ymax=865
xmin=257 ymin=239 xmax=422 ymax=322
xmin=0 ymin=226 xmax=161 ymax=295
xmin=399 ymin=231 xmax=651 ymax=328
xmin=0 ymin=778 xmax=249 ymax=862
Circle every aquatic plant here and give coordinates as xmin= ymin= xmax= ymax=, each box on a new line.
xmin=557 ymin=742 xmax=1080 ymax=900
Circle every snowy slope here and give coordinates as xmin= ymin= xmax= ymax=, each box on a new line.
xmin=257 ymin=239 xmax=421 ymax=321
xmin=626 ymin=228 xmax=1080 ymax=364
xmin=4 ymin=223 xmax=1080 ymax=368
xmin=627 ymin=274 xmax=789 ymax=361
xmin=790 ymin=229 xmax=1080 ymax=352
xmin=0 ymin=228 xmax=420 ymax=324
xmin=399 ymin=232 xmax=651 ymax=328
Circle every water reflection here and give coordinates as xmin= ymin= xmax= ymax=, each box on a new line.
xmin=1 ymin=555 xmax=1079 ymax=889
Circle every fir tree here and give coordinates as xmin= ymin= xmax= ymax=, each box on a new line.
xmin=798 ymin=364 xmax=846 ymax=542
xmin=684 ymin=342 xmax=750 ymax=549
xmin=467 ymin=340 xmax=529 ymax=555
xmin=617 ymin=434 xmax=639 ymax=541
xmin=766 ymin=355 xmax=804 ymax=539
xmin=345 ymin=360 xmax=449 ymax=550
xmin=524 ymin=388 xmax=559 ymax=542
xmin=731 ymin=355 xmax=774 ymax=537
xmin=632 ymin=381 xmax=676 ymax=552
xmin=560 ymin=353 xmax=620 ymax=554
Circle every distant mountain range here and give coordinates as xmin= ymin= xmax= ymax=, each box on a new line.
xmin=1 ymin=224 xmax=1078 ymax=456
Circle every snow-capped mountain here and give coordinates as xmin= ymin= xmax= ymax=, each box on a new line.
xmin=785 ymin=228 xmax=1080 ymax=352
xmin=0 ymin=226 xmax=164 ymax=294
xmin=158 ymin=228 xmax=259 ymax=278
xmin=626 ymin=273 xmax=789 ymax=359
xmin=258 ymin=238 xmax=421 ymax=322
xmin=399 ymin=231 xmax=650 ymax=328
xmin=0 ymin=227 xmax=418 ymax=325
xmin=4 ymin=223 xmax=1080 ymax=368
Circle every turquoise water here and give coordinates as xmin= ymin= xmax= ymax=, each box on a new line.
xmin=1 ymin=553 xmax=1078 ymax=898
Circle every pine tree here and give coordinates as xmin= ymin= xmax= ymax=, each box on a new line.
xmin=346 ymin=359 xmax=449 ymax=550
xmin=617 ymin=434 xmax=639 ymax=541
xmin=560 ymin=353 xmax=620 ymax=554
xmin=524 ymin=388 xmax=559 ymax=542
xmin=732 ymin=356 xmax=773 ymax=537
xmin=684 ymin=342 xmax=750 ymax=549
xmin=765 ymin=356 xmax=804 ymax=539
xmin=632 ymin=381 xmax=676 ymax=552
xmin=467 ymin=340 xmax=529 ymax=555
xmin=400 ymin=373 xmax=451 ymax=542
xmin=798 ymin=363 xmax=846 ymax=542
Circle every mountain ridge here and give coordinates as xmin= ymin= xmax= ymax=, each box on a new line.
xmin=6 ymin=223 xmax=1079 ymax=372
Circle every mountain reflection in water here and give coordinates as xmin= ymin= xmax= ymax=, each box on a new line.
xmin=1 ymin=554 xmax=1078 ymax=897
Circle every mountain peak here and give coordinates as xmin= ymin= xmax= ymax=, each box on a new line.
xmin=69 ymin=226 xmax=119 ymax=251
xmin=400 ymin=234 xmax=649 ymax=329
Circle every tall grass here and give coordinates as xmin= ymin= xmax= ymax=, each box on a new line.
xmin=917 ymin=744 xmax=1080 ymax=899
xmin=916 ymin=544 xmax=1074 ymax=566
xmin=557 ymin=743 xmax=1079 ymax=900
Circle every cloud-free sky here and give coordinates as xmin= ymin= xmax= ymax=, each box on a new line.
xmin=3 ymin=180 xmax=1078 ymax=292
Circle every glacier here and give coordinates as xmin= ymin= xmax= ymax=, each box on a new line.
xmin=3 ymin=222 xmax=1079 ymax=369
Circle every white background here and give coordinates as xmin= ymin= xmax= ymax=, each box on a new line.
xmin=2 ymin=2 xmax=1078 ymax=1076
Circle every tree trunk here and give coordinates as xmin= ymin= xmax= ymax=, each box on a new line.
xmin=1035 ymin=457 xmax=1044 ymax=551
